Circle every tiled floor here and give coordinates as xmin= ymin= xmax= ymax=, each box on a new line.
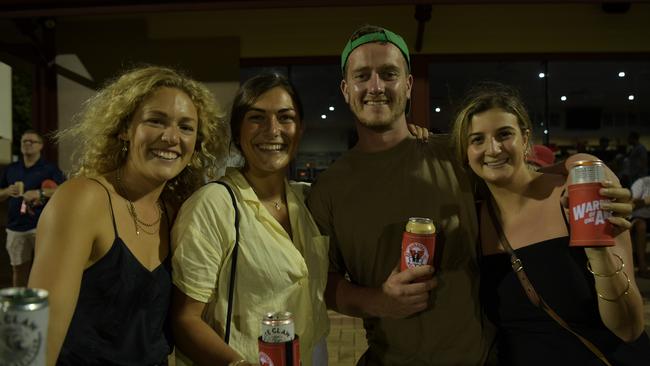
xmin=326 ymin=311 xmax=368 ymax=366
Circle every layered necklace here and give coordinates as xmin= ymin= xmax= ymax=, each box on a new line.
xmin=115 ymin=170 xmax=162 ymax=235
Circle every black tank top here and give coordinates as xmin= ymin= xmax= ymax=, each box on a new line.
xmin=481 ymin=236 xmax=650 ymax=365
xmin=57 ymin=180 xmax=172 ymax=365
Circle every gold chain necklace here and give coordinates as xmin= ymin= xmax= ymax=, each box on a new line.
xmin=115 ymin=170 xmax=162 ymax=235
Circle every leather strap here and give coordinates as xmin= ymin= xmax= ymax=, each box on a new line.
xmin=213 ymin=181 xmax=240 ymax=345
xmin=485 ymin=198 xmax=612 ymax=366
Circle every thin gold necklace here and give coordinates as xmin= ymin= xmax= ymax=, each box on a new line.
xmin=115 ymin=169 xmax=162 ymax=235
xmin=250 ymin=184 xmax=283 ymax=211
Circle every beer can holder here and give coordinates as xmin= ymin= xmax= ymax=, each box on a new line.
xmin=258 ymin=335 xmax=300 ymax=366
xmin=568 ymin=182 xmax=615 ymax=247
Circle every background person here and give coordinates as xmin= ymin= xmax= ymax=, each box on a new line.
xmin=307 ymin=25 xmax=492 ymax=365
xmin=28 ymin=65 xmax=228 ymax=365
xmin=171 ymin=73 xmax=329 ymax=366
xmin=623 ymin=131 xmax=648 ymax=188
xmin=451 ymin=82 xmax=650 ymax=365
xmin=526 ymin=144 xmax=556 ymax=170
xmin=630 ymin=175 xmax=650 ymax=277
xmin=0 ymin=130 xmax=65 ymax=287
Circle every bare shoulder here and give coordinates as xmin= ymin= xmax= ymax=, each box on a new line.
xmin=34 ymin=176 xmax=113 ymax=273
xmin=44 ymin=176 xmax=112 ymax=222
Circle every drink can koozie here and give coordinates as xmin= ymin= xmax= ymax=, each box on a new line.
xmin=568 ymin=182 xmax=615 ymax=247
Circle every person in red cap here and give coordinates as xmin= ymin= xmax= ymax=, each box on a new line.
xmin=527 ymin=144 xmax=556 ymax=169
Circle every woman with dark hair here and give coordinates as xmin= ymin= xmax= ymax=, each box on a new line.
xmin=451 ymin=82 xmax=650 ymax=365
xmin=171 ymin=73 xmax=329 ymax=366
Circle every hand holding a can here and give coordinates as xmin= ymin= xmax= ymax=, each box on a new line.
xmin=598 ymin=181 xmax=633 ymax=234
xmin=7 ymin=181 xmax=24 ymax=197
xmin=378 ymin=264 xmax=438 ymax=319
xmin=563 ymin=180 xmax=633 ymax=234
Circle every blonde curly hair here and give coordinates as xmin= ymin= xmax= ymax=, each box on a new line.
xmin=58 ymin=65 xmax=229 ymax=206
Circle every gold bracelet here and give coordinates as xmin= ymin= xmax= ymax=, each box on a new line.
xmin=597 ymin=270 xmax=631 ymax=302
xmin=587 ymin=253 xmax=624 ymax=277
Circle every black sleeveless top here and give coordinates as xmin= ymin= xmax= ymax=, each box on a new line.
xmin=57 ymin=181 xmax=172 ymax=365
xmin=481 ymin=236 xmax=650 ymax=365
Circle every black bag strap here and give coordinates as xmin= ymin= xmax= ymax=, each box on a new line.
xmin=485 ymin=198 xmax=613 ymax=366
xmin=212 ymin=181 xmax=240 ymax=344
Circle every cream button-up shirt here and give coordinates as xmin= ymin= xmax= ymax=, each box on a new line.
xmin=172 ymin=168 xmax=329 ymax=366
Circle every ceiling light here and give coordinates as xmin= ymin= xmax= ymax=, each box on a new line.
xmin=434 ymin=107 xmax=441 ymax=113
xmin=544 ymin=129 xmax=548 ymax=135
xmin=618 ymin=71 xmax=626 ymax=78
xmin=538 ymin=72 xmax=545 ymax=78
xmin=560 ymin=96 xmax=567 ymax=101
xmin=628 ymin=95 xmax=635 ymax=101
xmin=321 ymin=114 xmax=327 ymax=119
xmin=329 ymin=106 xmax=335 ymax=111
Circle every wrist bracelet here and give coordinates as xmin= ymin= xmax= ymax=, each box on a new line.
xmin=597 ymin=270 xmax=631 ymax=302
xmin=587 ymin=253 xmax=624 ymax=277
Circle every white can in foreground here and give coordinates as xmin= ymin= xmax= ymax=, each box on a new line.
xmin=0 ymin=287 xmax=49 ymax=366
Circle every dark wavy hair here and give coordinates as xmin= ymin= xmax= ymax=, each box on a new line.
xmin=229 ymin=73 xmax=304 ymax=151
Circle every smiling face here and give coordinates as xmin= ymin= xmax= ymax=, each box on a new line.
xmin=341 ymin=42 xmax=412 ymax=131
xmin=239 ymin=86 xmax=302 ymax=176
xmin=122 ymin=87 xmax=198 ymax=185
xmin=466 ymin=108 xmax=530 ymax=186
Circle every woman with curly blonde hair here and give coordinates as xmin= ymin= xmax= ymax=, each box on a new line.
xmin=28 ymin=65 xmax=229 ymax=365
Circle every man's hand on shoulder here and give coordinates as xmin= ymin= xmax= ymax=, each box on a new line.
xmin=407 ymin=123 xmax=431 ymax=143
xmin=377 ymin=264 xmax=437 ymax=319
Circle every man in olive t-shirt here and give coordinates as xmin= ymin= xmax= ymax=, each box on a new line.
xmin=307 ymin=25 xmax=494 ymax=365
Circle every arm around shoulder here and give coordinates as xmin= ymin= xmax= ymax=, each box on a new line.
xmin=28 ymin=178 xmax=105 ymax=366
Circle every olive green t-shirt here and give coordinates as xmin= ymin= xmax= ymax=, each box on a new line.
xmin=308 ymin=135 xmax=493 ymax=365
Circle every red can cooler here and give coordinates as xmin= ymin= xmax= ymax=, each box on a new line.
xmin=568 ymin=161 xmax=615 ymax=247
xmin=258 ymin=336 xmax=300 ymax=366
xmin=400 ymin=217 xmax=436 ymax=279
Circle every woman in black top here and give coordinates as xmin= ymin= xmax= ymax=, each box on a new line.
xmin=451 ymin=82 xmax=650 ymax=365
xmin=28 ymin=66 xmax=228 ymax=365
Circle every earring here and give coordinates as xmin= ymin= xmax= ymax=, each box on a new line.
xmin=121 ymin=140 xmax=128 ymax=154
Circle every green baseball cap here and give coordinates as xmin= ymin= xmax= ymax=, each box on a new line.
xmin=340 ymin=27 xmax=411 ymax=74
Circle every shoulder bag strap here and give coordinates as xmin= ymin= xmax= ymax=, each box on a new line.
xmin=212 ymin=181 xmax=240 ymax=345
xmin=485 ymin=199 xmax=612 ymax=366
